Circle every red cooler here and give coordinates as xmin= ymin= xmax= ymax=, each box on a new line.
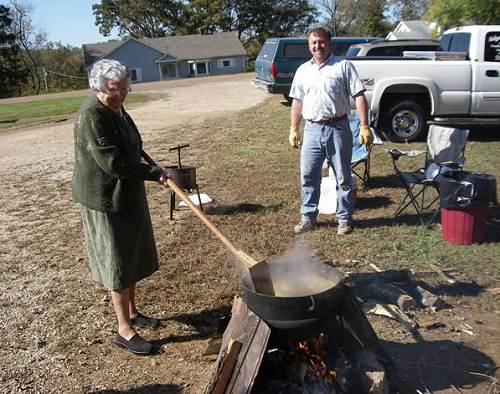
xmin=441 ymin=202 xmax=489 ymax=245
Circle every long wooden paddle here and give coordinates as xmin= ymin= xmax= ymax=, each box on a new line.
xmin=142 ymin=151 xmax=275 ymax=295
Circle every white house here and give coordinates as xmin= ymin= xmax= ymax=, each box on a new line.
xmin=386 ymin=20 xmax=441 ymax=40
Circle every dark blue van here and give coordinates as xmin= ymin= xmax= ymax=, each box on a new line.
xmin=253 ymin=36 xmax=377 ymax=99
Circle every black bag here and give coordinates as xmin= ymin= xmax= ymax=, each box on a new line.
xmin=439 ymin=171 xmax=497 ymax=209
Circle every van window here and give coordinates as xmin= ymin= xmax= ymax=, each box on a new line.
xmin=346 ymin=46 xmax=361 ymax=57
xmin=484 ymin=31 xmax=500 ymax=62
xmin=332 ymin=42 xmax=352 ymax=55
xmin=257 ymin=41 xmax=277 ymax=59
xmin=283 ymin=43 xmax=310 ymax=59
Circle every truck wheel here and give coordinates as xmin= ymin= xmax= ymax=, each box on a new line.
xmin=384 ymin=100 xmax=426 ymax=142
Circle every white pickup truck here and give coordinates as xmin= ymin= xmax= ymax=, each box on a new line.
xmin=351 ymin=25 xmax=500 ymax=142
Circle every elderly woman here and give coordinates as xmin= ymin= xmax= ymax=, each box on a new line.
xmin=72 ymin=59 xmax=168 ymax=355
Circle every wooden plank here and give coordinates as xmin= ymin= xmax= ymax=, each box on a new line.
xmin=346 ymin=269 xmax=410 ymax=285
xmin=225 ymin=300 xmax=270 ymax=393
xmin=210 ymin=340 xmax=243 ymax=394
xmin=204 ymin=297 xmax=271 ymax=394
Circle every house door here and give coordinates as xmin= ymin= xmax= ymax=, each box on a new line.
xmin=161 ymin=63 xmax=177 ymax=79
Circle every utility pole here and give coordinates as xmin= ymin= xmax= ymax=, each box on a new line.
xmin=42 ymin=67 xmax=48 ymax=93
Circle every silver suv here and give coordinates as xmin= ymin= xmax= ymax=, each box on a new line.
xmin=346 ymin=39 xmax=440 ymax=57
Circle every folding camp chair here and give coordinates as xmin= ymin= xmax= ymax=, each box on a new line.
xmin=388 ymin=125 xmax=469 ymax=225
xmin=349 ymin=110 xmax=381 ymax=191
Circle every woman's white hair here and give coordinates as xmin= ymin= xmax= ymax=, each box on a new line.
xmin=88 ymin=59 xmax=131 ymax=92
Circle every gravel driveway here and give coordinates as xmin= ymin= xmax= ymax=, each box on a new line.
xmin=0 ymin=73 xmax=268 ymax=393
xmin=0 ymin=72 xmax=266 ymax=174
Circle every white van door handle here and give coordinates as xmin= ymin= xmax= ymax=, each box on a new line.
xmin=486 ymin=70 xmax=499 ymax=77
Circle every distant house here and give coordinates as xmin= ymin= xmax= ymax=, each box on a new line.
xmin=386 ymin=20 xmax=441 ymax=40
xmin=82 ymin=32 xmax=247 ymax=83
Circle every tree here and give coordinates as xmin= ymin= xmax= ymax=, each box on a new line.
xmin=316 ymin=0 xmax=341 ymax=36
xmin=0 ymin=5 xmax=26 ymax=97
xmin=92 ymin=0 xmax=317 ymax=64
xmin=361 ymin=0 xmax=390 ymax=37
xmin=316 ymin=0 xmax=389 ymax=37
xmin=231 ymin=0 xmax=317 ymax=61
xmin=425 ymin=0 xmax=500 ymax=28
xmin=387 ymin=0 xmax=429 ymax=21
xmin=92 ymin=0 xmax=184 ymax=38
xmin=38 ymin=43 xmax=87 ymax=93
xmin=175 ymin=0 xmax=234 ymax=35
xmin=8 ymin=0 xmax=47 ymax=94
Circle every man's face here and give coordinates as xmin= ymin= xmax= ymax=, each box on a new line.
xmin=308 ymin=32 xmax=332 ymax=64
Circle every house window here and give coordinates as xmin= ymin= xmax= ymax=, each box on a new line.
xmin=218 ymin=58 xmax=235 ymax=68
xmin=130 ymin=68 xmax=142 ymax=82
xmin=188 ymin=61 xmax=210 ymax=76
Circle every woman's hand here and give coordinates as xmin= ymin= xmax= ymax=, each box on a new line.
xmin=159 ymin=172 xmax=170 ymax=187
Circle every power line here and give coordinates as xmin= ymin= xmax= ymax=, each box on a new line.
xmin=44 ymin=68 xmax=87 ymax=79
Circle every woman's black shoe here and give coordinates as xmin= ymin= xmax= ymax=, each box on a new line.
xmin=115 ymin=333 xmax=153 ymax=355
xmin=131 ymin=312 xmax=161 ymax=328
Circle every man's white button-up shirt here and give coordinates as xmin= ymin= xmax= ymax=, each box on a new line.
xmin=289 ymin=54 xmax=365 ymax=122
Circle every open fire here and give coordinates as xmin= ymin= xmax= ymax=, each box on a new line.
xmin=205 ymin=293 xmax=389 ymax=394
xmin=252 ymin=332 xmax=341 ymax=391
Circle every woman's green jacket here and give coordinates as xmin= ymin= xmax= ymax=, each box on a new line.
xmin=72 ymin=95 xmax=162 ymax=213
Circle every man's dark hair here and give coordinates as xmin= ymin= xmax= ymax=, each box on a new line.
xmin=307 ymin=27 xmax=332 ymax=40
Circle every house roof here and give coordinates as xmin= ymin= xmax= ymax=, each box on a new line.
xmin=387 ymin=20 xmax=438 ymax=40
xmin=82 ymin=32 xmax=246 ymax=67
xmin=387 ymin=31 xmax=430 ymax=40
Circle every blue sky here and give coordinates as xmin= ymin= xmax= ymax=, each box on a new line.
xmin=30 ymin=0 xmax=118 ymax=47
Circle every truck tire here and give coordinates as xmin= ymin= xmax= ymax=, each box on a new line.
xmin=383 ymin=100 xmax=427 ymax=142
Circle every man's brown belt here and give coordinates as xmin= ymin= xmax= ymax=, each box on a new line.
xmin=309 ymin=114 xmax=347 ymax=124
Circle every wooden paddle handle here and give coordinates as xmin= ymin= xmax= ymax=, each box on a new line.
xmin=141 ymin=150 xmax=255 ymax=268
xmin=165 ymin=179 xmax=242 ymax=256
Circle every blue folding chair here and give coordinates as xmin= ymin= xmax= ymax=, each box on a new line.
xmin=349 ymin=110 xmax=378 ymax=191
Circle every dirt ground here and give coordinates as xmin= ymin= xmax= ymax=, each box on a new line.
xmin=0 ymin=74 xmax=498 ymax=393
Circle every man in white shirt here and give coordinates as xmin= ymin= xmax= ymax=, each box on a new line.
xmin=289 ymin=27 xmax=373 ymax=235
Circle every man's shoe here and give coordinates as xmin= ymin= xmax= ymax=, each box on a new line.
xmin=337 ymin=220 xmax=353 ymax=235
xmin=294 ymin=221 xmax=316 ymax=234
xmin=115 ymin=333 xmax=153 ymax=355
xmin=131 ymin=312 xmax=161 ymax=328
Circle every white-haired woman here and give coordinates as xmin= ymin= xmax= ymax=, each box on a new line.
xmin=72 ymin=59 xmax=168 ymax=355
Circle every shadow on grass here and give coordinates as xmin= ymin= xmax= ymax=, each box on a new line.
xmin=355 ymin=195 xmax=392 ymax=210
xmin=91 ymin=385 xmax=182 ymax=393
xmin=468 ymin=126 xmax=500 ymax=142
xmin=383 ymin=339 xmax=496 ymax=393
xmin=366 ymin=174 xmax=405 ymax=189
xmin=486 ymin=205 xmax=500 ymax=243
xmin=205 ymin=202 xmax=282 ymax=215
xmin=151 ymin=305 xmax=232 ymax=348
xmin=354 ymin=212 xmax=433 ymax=228
xmin=0 ymin=119 xmax=17 ymax=124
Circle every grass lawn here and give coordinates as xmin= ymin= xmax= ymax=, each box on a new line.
xmin=0 ymin=93 xmax=161 ymax=131
xmin=198 ymin=95 xmax=500 ymax=283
